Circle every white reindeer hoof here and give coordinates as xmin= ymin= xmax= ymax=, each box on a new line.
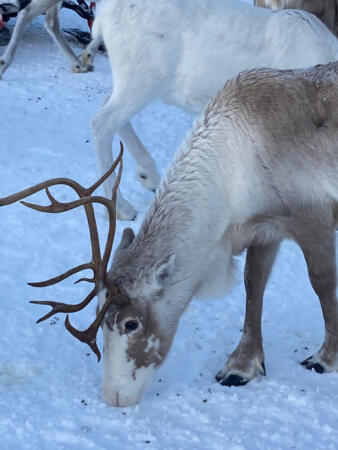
xmin=117 ymin=208 xmax=137 ymax=221
xmin=71 ymin=61 xmax=93 ymax=73
xmin=80 ymin=52 xmax=94 ymax=70
xmin=116 ymin=199 xmax=137 ymax=221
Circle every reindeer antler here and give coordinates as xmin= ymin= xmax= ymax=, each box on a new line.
xmin=0 ymin=143 xmax=125 ymax=361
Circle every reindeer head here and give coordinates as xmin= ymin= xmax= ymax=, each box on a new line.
xmin=0 ymin=143 xmax=171 ymax=406
xmin=98 ymin=228 xmax=178 ymax=406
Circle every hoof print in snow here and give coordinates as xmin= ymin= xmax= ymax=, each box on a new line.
xmin=49 ymin=317 xmax=59 ymax=326
xmin=215 ymin=373 xmax=249 ymax=387
xmin=301 ymin=358 xmax=325 ymax=374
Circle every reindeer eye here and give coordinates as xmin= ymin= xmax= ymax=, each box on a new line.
xmin=124 ymin=320 xmax=139 ymax=333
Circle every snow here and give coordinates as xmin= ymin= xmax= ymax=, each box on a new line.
xmin=0 ymin=2 xmax=337 ymax=450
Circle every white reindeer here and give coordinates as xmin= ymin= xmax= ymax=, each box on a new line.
xmin=0 ymin=0 xmax=100 ymax=77
xmin=84 ymin=0 xmax=338 ymax=221
xmin=1 ymin=61 xmax=337 ymax=407
xmin=254 ymin=0 xmax=338 ymax=36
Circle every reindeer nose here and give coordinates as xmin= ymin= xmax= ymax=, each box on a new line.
xmin=102 ymin=387 xmax=139 ymax=407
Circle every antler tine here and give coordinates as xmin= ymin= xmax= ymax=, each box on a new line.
xmin=20 ymin=194 xmax=102 ymax=291
xmin=28 ymin=263 xmax=92 ymax=288
xmin=102 ymin=142 xmax=124 ymax=277
xmin=0 ymin=147 xmax=123 ymax=207
xmin=74 ymin=277 xmax=95 ymax=285
xmin=87 ymin=142 xmax=124 ymax=196
xmin=30 ymin=289 xmax=97 ymax=324
xmin=20 ymin=194 xmax=120 ymax=217
xmin=0 ymin=177 xmax=85 ymax=207
xmin=65 ymin=291 xmax=116 ymax=361
xmin=0 ymin=144 xmax=124 ymax=207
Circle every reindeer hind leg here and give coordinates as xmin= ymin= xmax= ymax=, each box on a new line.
xmin=91 ymin=77 xmax=163 ymax=220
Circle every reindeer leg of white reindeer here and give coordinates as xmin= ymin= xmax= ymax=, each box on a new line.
xmin=216 ymin=242 xmax=280 ymax=387
xmin=92 ymin=71 xmax=165 ymax=220
xmin=118 ymin=122 xmax=160 ymax=192
xmin=0 ymin=3 xmax=41 ymax=79
xmin=44 ymin=4 xmax=91 ymax=73
xmin=91 ymin=127 xmax=136 ymax=221
xmin=295 ymin=223 xmax=338 ymax=373
xmin=91 ymin=98 xmax=144 ymax=221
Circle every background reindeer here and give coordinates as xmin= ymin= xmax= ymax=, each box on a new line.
xmin=0 ymin=0 xmax=100 ymax=77
xmin=254 ymin=0 xmax=338 ymax=37
xmin=1 ymin=61 xmax=337 ymax=407
xmin=83 ymin=0 xmax=338 ymax=221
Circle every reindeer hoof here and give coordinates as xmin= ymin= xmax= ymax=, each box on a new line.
xmin=215 ymin=360 xmax=266 ymax=387
xmin=80 ymin=54 xmax=94 ymax=69
xmin=216 ymin=372 xmax=249 ymax=387
xmin=301 ymin=357 xmax=325 ymax=373
xmin=71 ymin=62 xmax=93 ymax=74
xmin=116 ymin=209 xmax=137 ymax=222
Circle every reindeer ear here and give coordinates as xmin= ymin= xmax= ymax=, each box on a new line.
xmin=154 ymin=254 xmax=176 ymax=287
xmin=120 ymin=228 xmax=135 ymax=248
xmin=114 ymin=228 xmax=135 ymax=259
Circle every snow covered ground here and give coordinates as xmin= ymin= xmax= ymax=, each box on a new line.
xmin=0 ymin=3 xmax=337 ymax=450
